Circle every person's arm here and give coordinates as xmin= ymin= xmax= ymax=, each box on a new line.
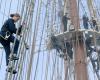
xmin=17 ymin=25 xmax=22 ymax=35
xmin=17 ymin=22 xmax=26 ymax=35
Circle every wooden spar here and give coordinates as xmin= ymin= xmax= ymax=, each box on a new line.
xmin=68 ymin=0 xmax=88 ymax=80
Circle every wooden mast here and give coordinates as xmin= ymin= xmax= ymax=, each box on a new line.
xmin=68 ymin=0 xmax=88 ymax=80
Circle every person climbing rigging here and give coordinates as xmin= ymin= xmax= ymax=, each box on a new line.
xmin=62 ymin=13 xmax=70 ymax=32
xmin=91 ymin=17 xmax=98 ymax=31
xmin=0 ymin=13 xmax=23 ymax=74
xmin=51 ymin=35 xmax=63 ymax=53
xmin=82 ymin=15 xmax=89 ymax=29
xmin=59 ymin=41 xmax=73 ymax=60
xmin=90 ymin=47 xmax=99 ymax=72
xmin=85 ymin=35 xmax=94 ymax=56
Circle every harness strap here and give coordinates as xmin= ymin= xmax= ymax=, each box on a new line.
xmin=0 ymin=31 xmax=11 ymax=40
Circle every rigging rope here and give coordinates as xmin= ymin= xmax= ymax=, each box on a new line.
xmin=0 ymin=0 xmax=7 ymax=71
xmin=13 ymin=0 xmax=28 ymax=79
xmin=0 ymin=0 xmax=3 ymax=10
xmin=15 ymin=1 xmax=34 ymax=80
xmin=33 ymin=0 xmax=46 ymax=80
xmin=26 ymin=0 xmax=40 ymax=79
xmin=43 ymin=1 xmax=51 ymax=80
xmin=18 ymin=3 xmax=32 ymax=80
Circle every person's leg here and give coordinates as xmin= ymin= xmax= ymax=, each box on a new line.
xmin=84 ymin=23 xmax=88 ymax=29
xmin=96 ymin=26 xmax=99 ymax=31
xmin=2 ymin=43 xmax=17 ymax=74
xmin=13 ymin=39 xmax=19 ymax=54
xmin=8 ymin=36 xmax=19 ymax=54
xmin=0 ymin=38 xmax=17 ymax=74
xmin=97 ymin=59 xmax=99 ymax=71
xmin=63 ymin=22 xmax=67 ymax=32
xmin=86 ymin=23 xmax=88 ymax=29
xmin=0 ymin=39 xmax=10 ymax=66
xmin=2 ymin=43 xmax=10 ymax=66
xmin=4 ymin=45 xmax=10 ymax=66
xmin=66 ymin=42 xmax=73 ymax=59
xmin=91 ymin=60 xmax=96 ymax=69
xmin=7 ymin=36 xmax=19 ymax=74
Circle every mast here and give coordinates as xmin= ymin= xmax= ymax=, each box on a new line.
xmin=68 ymin=0 xmax=88 ymax=80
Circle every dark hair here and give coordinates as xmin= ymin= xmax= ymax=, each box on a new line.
xmin=10 ymin=14 xmax=14 ymax=17
xmin=10 ymin=13 xmax=20 ymax=17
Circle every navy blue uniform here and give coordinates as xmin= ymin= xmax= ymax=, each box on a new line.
xmin=82 ymin=15 xmax=89 ymax=29
xmin=92 ymin=19 xmax=98 ymax=31
xmin=62 ymin=15 xmax=70 ymax=32
xmin=0 ymin=18 xmax=22 ymax=65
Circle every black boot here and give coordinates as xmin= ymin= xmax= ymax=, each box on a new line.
xmin=6 ymin=67 xmax=17 ymax=74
